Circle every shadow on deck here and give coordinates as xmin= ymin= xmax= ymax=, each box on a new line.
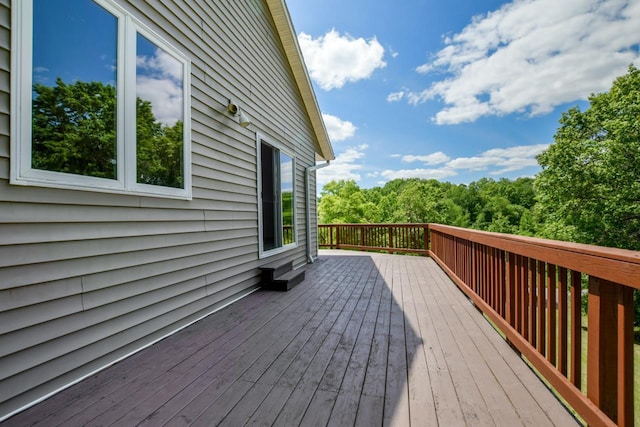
xmin=2 ymin=251 xmax=578 ymax=426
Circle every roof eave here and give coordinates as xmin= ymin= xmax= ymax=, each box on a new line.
xmin=265 ymin=0 xmax=335 ymax=161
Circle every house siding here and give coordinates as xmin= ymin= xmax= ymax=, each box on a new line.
xmin=0 ymin=0 xmax=320 ymax=418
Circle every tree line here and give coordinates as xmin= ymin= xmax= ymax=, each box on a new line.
xmin=319 ymin=177 xmax=541 ymax=234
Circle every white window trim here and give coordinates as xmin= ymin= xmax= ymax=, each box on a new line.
xmin=10 ymin=0 xmax=192 ymax=199
xmin=257 ymin=133 xmax=298 ymax=259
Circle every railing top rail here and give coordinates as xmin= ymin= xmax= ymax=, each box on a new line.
xmin=319 ymin=223 xmax=429 ymax=227
xmin=429 ymin=223 xmax=640 ymax=289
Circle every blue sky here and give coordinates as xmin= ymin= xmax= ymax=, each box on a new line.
xmin=286 ymin=0 xmax=640 ymax=189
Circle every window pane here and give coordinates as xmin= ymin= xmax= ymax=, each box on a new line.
xmin=280 ymin=153 xmax=294 ymax=245
xmin=136 ymin=33 xmax=184 ymax=189
xmin=31 ymin=0 xmax=118 ymax=179
xmin=261 ymin=143 xmax=277 ymax=251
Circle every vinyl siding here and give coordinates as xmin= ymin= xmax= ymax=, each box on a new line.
xmin=0 ymin=0 xmax=320 ymax=418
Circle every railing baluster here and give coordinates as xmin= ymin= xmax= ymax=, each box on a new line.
xmin=403 ymin=227 xmax=408 ymax=250
xmin=485 ymin=245 xmax=490 ymax=302
xmin=492 ymin=248 xmax=497 ymax=313
xmin=557 ymin=266 xmax=568 ymax=376
xmin=480 ymin=244 xmax=484 ymax=300
xmin=518 ymin=255 xmax=523 ymax=335
xmin=507 ymin=252 xmax=516 ymax=327
xmin=522 ymin=258 xmax=535 ymax=343
xmin=546 ymin=263 xmax=557 ymax=366
xmin=498 ymin=249 xmax=504 ymax=314
xmin=570 ymin=270 xmax=582 ymax=390
xmin=482 ymin=246 xmax=491 ymax=305
xmin=537 ymin=260 xmax=546 ymax=355
xmin=499 ymin=249 xmax=504 ymax=313
xmin=492 ymin=247 xmax=498 ymax=311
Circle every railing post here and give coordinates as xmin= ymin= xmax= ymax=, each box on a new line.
xmin=587 ymin=276 xmax=631 ymax=424
xmin=618 ymin=283 xmax=634 ymax=427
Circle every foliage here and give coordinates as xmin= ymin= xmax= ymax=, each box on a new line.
xmin=318 ymin=177 xmax=536 ymax=236
xmin=536 ymin=65 xmax=640 ymax=250
xmin=318 ymin=180 xmax=377 ymax=223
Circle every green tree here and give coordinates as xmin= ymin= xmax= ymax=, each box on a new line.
xmin=536 ymin=65 xmax=640 ymax=250
xmin=393 ymin=179 xmax=448 ymax=224
xmin=318 ymin=180 xmax=369 ymax=223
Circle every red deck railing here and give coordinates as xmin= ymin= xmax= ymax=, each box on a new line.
xmin=318 ymin=223 xmax=638 ymax=426
xmin=318 ymin=223 xmax=429 ymax=255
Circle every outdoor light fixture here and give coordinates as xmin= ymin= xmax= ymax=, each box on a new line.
xmin=227 ymin=100 xmax=251 ymax=128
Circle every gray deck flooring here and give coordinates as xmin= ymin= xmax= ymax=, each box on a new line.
xmin=3 ymin=251 xmax=578 ymax=426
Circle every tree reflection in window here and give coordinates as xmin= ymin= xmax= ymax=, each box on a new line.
xmin=30 ymin=0 xmax=185 ymax=189
xmin=136 ymin=33 xmax=185 ymax=189
xmin=32 ymin=79 xmax=118 ymax=178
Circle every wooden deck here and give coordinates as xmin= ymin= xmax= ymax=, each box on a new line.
xmin=2 ymin=251 xmax=578 ymax=426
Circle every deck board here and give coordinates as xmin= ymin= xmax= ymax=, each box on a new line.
xmin=2 ymin=251 xmax=578 ymax=426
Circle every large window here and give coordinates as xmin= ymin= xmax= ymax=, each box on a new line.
xmin=258 ymin=137 xmax=296 ymax=255
xmin=11 ymin=0 xmax=191 ymax=198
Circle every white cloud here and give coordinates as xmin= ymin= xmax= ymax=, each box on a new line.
xmin=401 ymin=152 xmax=450 ymax=165
xmin=490 ymin=156 xmax=540 ymax=174
xmin=415 ymin=63 xmax=432 ymax=74
xmin=445 ymin=143 xmax=549 ymax=171
xmin=379 ymin=143 xmax=548 ymax=183
xmin=137 ymin=49 xmax=183 ymax=80
xmin=298 ymin=29 xmax=387 ymax=90
xmin=136 ymin=76 xmax=183 ymax=126
xmin=317 ymin=144 xmax=368 ymax=187
xmin=413 ymin=0 xmax=640 ymax=124
xmin=482 ymin=143 xmax=549 ymax=159
xmin=322 ymin=113 xmax=357 ymax=142
xmin=387 ymin=91 xmax=405 ymax=102
xmin=136 ymin=48 xmax=184 ymax=126
xmin=380 ymin=168 xmax=458 ymax=181
xmin=446 ymin=156 xmax=503 ymax=171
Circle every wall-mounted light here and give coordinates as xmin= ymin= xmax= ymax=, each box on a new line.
xmin=227 ymin=100 xmax=251 ymax=128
